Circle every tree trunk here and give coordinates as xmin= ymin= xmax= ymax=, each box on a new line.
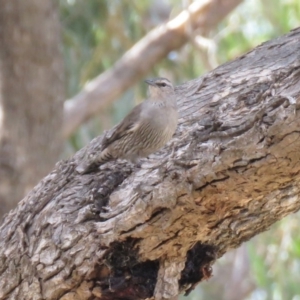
xmin=0 ymin=0 xmax=65 ymax=218
xmin=1 ymin=27 xmax=300 ymax=300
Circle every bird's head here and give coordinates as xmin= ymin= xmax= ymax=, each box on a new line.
xmin=145 ymin=77 xmax=175 ymax=100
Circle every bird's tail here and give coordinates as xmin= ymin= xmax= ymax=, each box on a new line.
xmin=76 ymin=148 xmax=114 ymax=174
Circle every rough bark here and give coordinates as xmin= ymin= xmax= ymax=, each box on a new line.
xmin=1 ymin=28 xmax=300 ymax=300
xmin=63 ymin=0 xmax=243 ymax=138
xmin=0 ymin=0 xmax=65 ymax=218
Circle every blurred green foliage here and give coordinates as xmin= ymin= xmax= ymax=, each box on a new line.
xmin=59 ymin=0 xmax=300 ymax=299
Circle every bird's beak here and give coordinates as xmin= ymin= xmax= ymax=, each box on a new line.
xmin=144 ymin=79 xmax=156 ymax=86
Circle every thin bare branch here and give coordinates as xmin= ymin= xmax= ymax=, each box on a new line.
xmin=63 ymin=0 xmax=243 ymax=137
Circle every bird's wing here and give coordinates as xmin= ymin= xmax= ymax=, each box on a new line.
xmin=101 ymin=103 xmax=143 ymax=149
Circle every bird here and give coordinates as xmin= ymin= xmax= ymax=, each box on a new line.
xmin=76 ymin=77 xmax=178 ymax=174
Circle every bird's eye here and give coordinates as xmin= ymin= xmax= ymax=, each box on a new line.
xmin=159 ymin=83 xmax=167 ymax=87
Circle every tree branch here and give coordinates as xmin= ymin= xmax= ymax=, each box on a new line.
xmin=1 ymin=27 xmax=300 ymax=300
xmin=63 ymin=0 xmax=243 ymax=137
